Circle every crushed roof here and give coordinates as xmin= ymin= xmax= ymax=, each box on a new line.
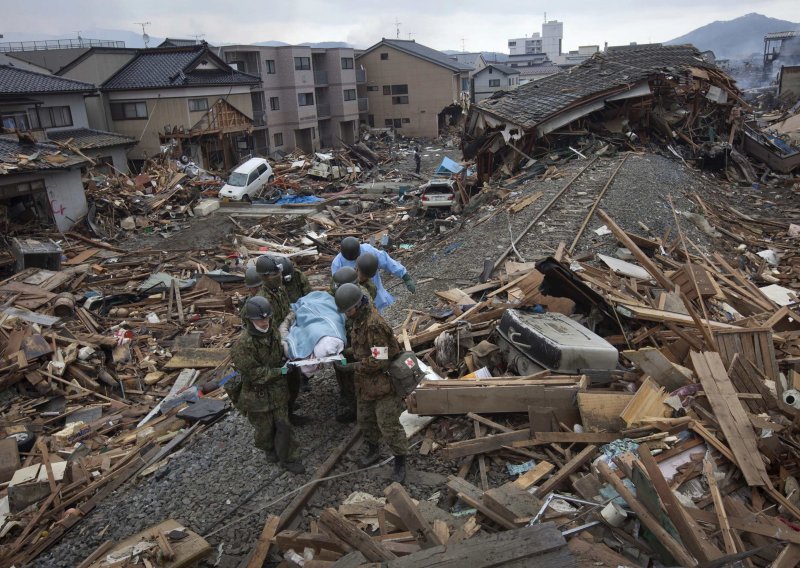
xmin=476 ymin=45 xmax=716 ymax=130
xmin=0 ymin=65 xmax=95 ymax=95
xmin=0 ymin=136 xmax=89 ymax=173
xmin=360 ymin=39 xmax=473 ymax=72
xmin=46 ymin=128 xmax=136 ymax=149
xmin=102 ymin=45 xmax=260 ymax=91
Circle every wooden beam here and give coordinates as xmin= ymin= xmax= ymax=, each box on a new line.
xmin=703 ymin=457 xmax=737 ymax=555
xmin=247 ymin=516 xmax=280 ymax=568
xmin=446 ymin=476 xmax=518 ymax=530
xmin=596 ymin=461 xmax=697 ymax=567
xmin=384 ymin=483 xmax=443 ymax=549
xmin=319 ymin=508 xmax=396 ymax=562
xmin=534 ymin=445 xmax=597 ymax=497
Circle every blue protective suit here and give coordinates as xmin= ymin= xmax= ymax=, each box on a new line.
xmin=330 ymin=243 xmax=407 ymax=312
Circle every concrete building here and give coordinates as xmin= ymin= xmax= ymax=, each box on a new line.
xmin=508 ymin=20 xmax=596 ymax=66
xmin=471 ymin=64 xmax=520 ymax=102
xmin=101 ymin=44 xmax=260 ymax=170
xmin=0 ymin=65 xmax=134 ymax=173
xmin=219 ymin=44 xmax=360 ymax=155
xmin=356 ymin=39 xmax=472 ymax=138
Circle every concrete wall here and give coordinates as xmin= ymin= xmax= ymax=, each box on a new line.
xmin=4 ymin=168 xmax=88 ymax=231
xmin=779 ymin=65 xmax=800 ymax=98
xmin=357 ymin=45 xmax=461 ymax=138
xmin=83 ymin=145 xmax=129 ymax=174
xmin=105 ymin=88 xmax=254 ymax=159
xmin=27 ymin=93 xmax=90 ymax=132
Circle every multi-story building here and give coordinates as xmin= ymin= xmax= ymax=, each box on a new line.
xmin=219 ymin=44 xmax=360 ymax=155
xmin=100 ymin=43 xmax=260 ymax=170
xmin=508 ymin=20 xmax=596 ymax=66
xmin=356 ymin=39 xmax=472 ymax=138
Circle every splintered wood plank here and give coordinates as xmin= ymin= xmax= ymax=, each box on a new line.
xmin=446 ymin=476 xmax=517 ymax=530
xmin=576 ymin=391 xmax=632 ymax=432
xmin=64 ymin=248 xmax=101 ymax=265
xmin=620 ymin=377 xmax=670 ymax=427
xmin=512 ymin=461 xmax=555 ymax=490
xmin=621 ymin=347 xmax=693 ymax=390
xmin=384 ymin=483 xmax=443 ymax=549
xmin=319 ymin=508 xmax=396 ymax=562
xmin=690 ymin=351 xmax=768 ymax=487
xmin=247 ymin=516 xmax=280 ymax=568
xmin=534 ymin=445 xmax=597 ymax=497
xmin=703 ymin=457 xmax=737 ymax=555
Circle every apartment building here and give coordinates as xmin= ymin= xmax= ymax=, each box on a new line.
xmin=219 ymin=44 xmax=360 ymax=155
xmin=356 ymin=39 xmax=472 ymax=138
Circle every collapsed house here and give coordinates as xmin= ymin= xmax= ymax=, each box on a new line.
xmin=463 ymin=44 xmax=744 ymax=180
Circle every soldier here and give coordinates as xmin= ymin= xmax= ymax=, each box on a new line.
xmin=230 ymin=296 xmax=305 ymax=474
xmin=331 ymin=237 xmax=415 ymax=313
xmin=355 ymin=253 xmax=379 ymax=301
xmin=335 ymin=283 xmax=407 ymax=482
xmin=255 ymin=255 xmax=310 ymax=426
xmin=238 ymin=266 xmax=263 ymax=317
xmin=275 ymin=256 xmax=312 ymax=303
xmin=329 ymin=266 xmax=359 ymax=296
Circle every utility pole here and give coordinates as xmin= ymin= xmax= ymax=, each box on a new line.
xmin=394 ymin=18 xmax=401 ymax=39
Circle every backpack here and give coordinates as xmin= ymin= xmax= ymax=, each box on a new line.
xmin=388 ymin=351 xmax=425 ymax=397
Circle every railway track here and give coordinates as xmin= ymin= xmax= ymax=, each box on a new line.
xmin=496 ymin=153 xmax=630 ymax=269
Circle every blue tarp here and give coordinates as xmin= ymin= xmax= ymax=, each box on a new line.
xmin=435 ymin=156 xmax=464 ymax=176
xmin=275 ymin=195 xmax=325 ymax=205
xmin=285 ymin=291 xmax=346 ymax=359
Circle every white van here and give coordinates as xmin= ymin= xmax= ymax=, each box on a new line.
xmin=218 ymin=158 xmax=274 ymax=201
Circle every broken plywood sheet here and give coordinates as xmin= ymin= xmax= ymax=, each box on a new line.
xmin=577 ymin=391 xmax=632 ymax=432
xmin=163 ymin=348 xmax=229 ymax=369
xmin=620 ymin=377 xmax=670 ymax=426
xmin=622 ymin=347 xmax=693 ymax=391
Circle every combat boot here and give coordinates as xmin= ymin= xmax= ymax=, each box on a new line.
xmin=392 ymin=455 xmax=406 ymax=483
xmin=358 ymin=442 xmax=381 ymax=467
xmin=282 ymin=460 xmax=306 ymax=475
xmin=264 ymin=450 xmax=278 ymax=463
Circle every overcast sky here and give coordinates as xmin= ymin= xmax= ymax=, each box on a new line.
xmin=4 ymin=0 xmax=799 ymax=53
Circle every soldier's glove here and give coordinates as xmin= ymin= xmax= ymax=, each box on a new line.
xmin=276 ymin=365 xmax=288 ymax=375
xmin=333 ymin=357 xmax=347 ymax=371
xmin=402 ymin=273 xmax=416 ymax=294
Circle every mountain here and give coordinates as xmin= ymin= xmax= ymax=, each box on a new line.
xmin=666 ymin=12 xmax=799 ymax=59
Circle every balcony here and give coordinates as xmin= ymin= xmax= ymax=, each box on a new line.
xmin=316 ymin=103 xmax=331 ymax=118
xmin=356 ymin=69 xmax=366 ymax=84
xmin=314 ymin=70 xmax=328 ymax=86
xmin=252 ymin=110 xmax=266 ymax=127
xmin=358 ymin=98 xmax=369 ymax=113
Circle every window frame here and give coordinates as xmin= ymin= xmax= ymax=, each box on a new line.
xmin=391 ymin=95 xmax=409 ymax=105
xmin=380 ymin=53 xmax=389 ymax=60
xmin=188 ymin=98 xmax=208 ymax=112
xmin=265 ymin=59 xmax=276 ymax=74
xmin=341 ymin=57 xmax=354 ymax=69
xmin=488 ymin=79 xmax=501 ymax=87
xmin=294 ymin=56 xmax=311 ymax=71
xmin=298 ymin=92 xmax=314 ymax=106
xmin=28 ymin=105 xmax=74 ymax=129
xmin=343 ymin=88 xmax=356 ymax=101
xmin=269 ymin=96 xmax=280 ymax=111
xmin=110 ymin=101 xmax=148 ymax=120
xmin=390 ymin=84 xmax=408 ymax=95
xmin=274 ymin=132 xmax=284 ymax=147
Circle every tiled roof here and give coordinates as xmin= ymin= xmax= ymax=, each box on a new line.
xmin=517 ymin=64 xmax=562 ymax=76
xmin=360 ymin=39 xmax=473 ymax=72
xmin=102 ymin=45 xmax=260 ymax=91
xmin=46 ymin=128 xmax=136 ymax=149
xmin=0 ymin=136 xmax=89 ymax=173
xmin=476 ymin=45 xmax=714 ymax=130
xmin=482 ymin=64 xmax=520 ymax=75
xmin=0 ymin=65 xmax=95 ymax=95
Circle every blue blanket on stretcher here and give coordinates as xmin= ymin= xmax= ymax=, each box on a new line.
xmin=285 ymin=291 xmax=346 ymax=359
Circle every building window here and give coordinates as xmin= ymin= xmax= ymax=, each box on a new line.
xmin=384 ymin=119 xmax=393 ymax=127
xmin=384 ymin=118 xmax=402 ymax=128
xmin=274 ymin=133 xmax=283 ymax=147
xmin=380 ymin=53 xmax=389 ymax=60
xmin=382 ymin=85 xmax=390 ymax=95
xmin=110 ymin=101 xmax=148 ymax=120
xmin=508 ymin=78 xmax=514 ymax=86
xmin=392 ymin=95 xmax=409 ymax=104
xmin=294 ymin=57 xmax=311 ymax=70
xmin=367 ymin=85 xmax=379 ymax=91
xmin=298 ymin=92 xmax=314 ymax=106
xmin=341 ymin=57 xmax=354 ymax=69
xmin=390 ymin=84 xmax=408 ymax=95
xmin=188 ymin=98 xmax=208 ymax=112
xmin=368 ymin=114 xmax=374 ymax=127
xmin=509 ymin=41 xmax=516 ymax=46
xmin=343 ymin=89 xmax=356 ymax=101
xmin=402 ymin=118 xmax=410 ymax=123
xmin=265 ymin=59 xmax=276 ymax=74
xmin=269 ymin=96 xmax=280 ymax=111
xmin=488 ymin=67 xmax=493 ymax=74
xmin=28 ymin=106 xmax=73 ymax=128
xmin=489 ymin=79 xmax=501 ymax=87
xmin=1 ymin=111 xmax=31 ymax=130
xmin=461 ymin=78 xmax=469 ymax=90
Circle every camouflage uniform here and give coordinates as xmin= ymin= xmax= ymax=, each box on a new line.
xmin=331 ymin=283 xmax=376 ymax=420
xmin=258 ymin=279 xmax=302 ymax=413
xmin=230 ymin=322 xmax=299 ymax=462
xmin=285 ymin=267 xmax=312 ymax=303
xmin=348 ymin=303 xmax=406 ymax=456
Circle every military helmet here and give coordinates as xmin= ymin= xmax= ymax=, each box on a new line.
xmin=275 ymin=256 xmax=293 ymax=276
xmin=335 ymin=283 xmax=365 ymax=313
xmin=243 ymin=296 xmax=273 ymax=320
xmin=255 ymin=255 xmax=281 ymax=275
xmin=356 ymin=252 xmax=378 ymax=278
xmin=332 ymin=266 xmax=358 ymax=288
xmin=244 ymin=266 xmax=261 ymax=288
xmin=340 ymin=237 xmax=361 ymax=261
